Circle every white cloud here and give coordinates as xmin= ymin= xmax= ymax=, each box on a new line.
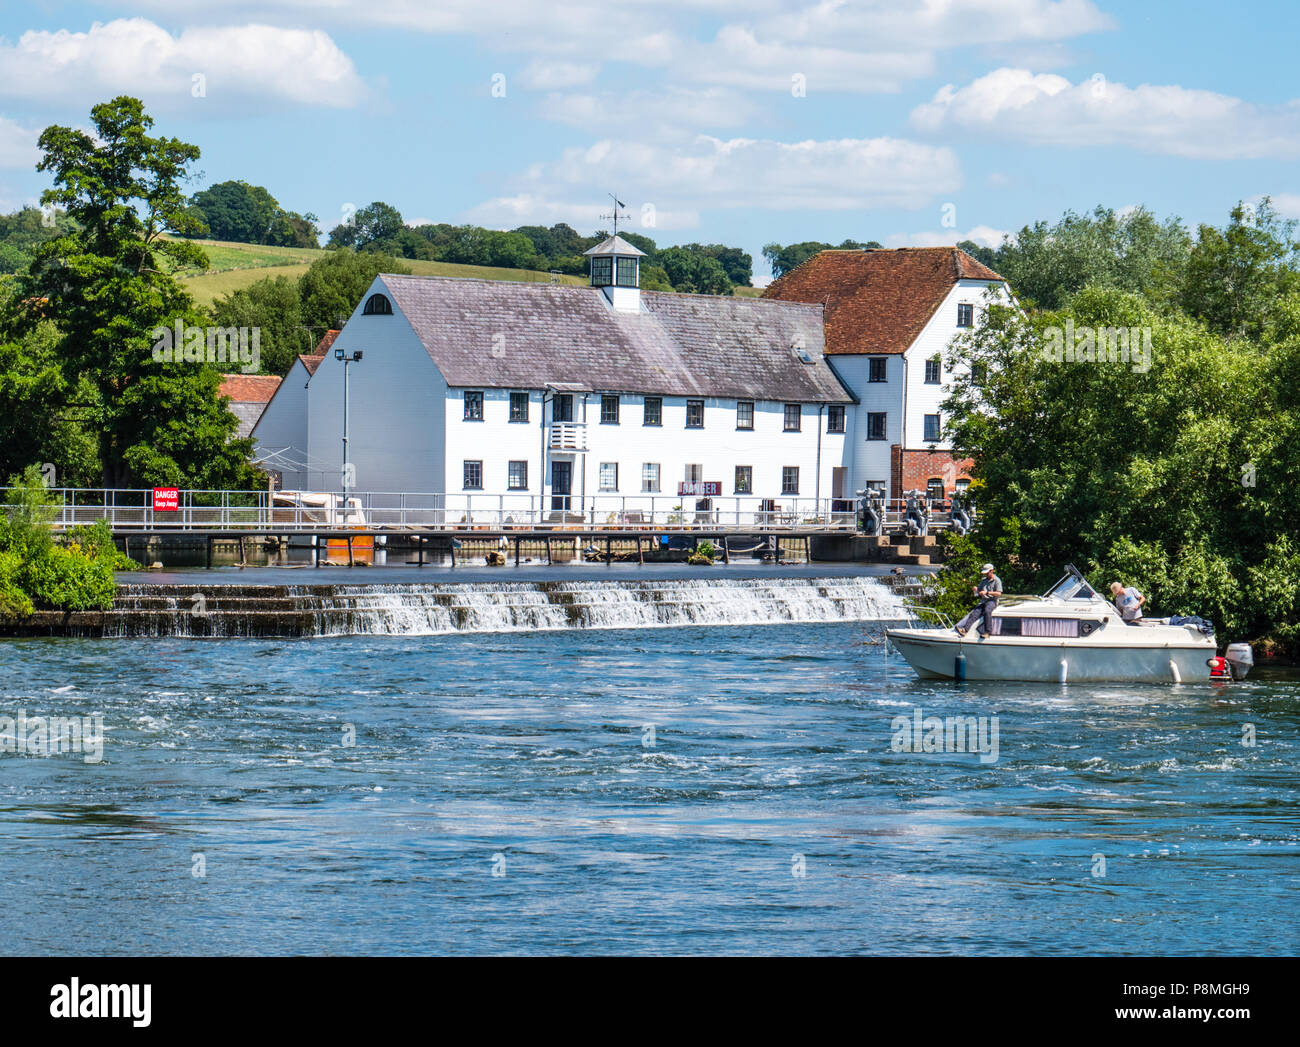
xmin=752 ymin=0 xmax=1113 ymax=50
xmin=534 ymin=86 xmax=761 ymax=138
xmin=1268 ymin=193 xmax=1300 ymax=219
xmin=463 ymin=193 xmax=701 ymax=232
xmin=113 ymin=1 xmax=1114 ymax=94
xmin=0 ymin=19 xmax=366 ymax=111
xmin=519 ymin=61 xmax=601 ymax=91
xmin=886 ymin=225 xmax=1010 ymax=249
xmin=468 ymin=134 xmax=962 ymax=227
xmin=676 ymin=26 xmax=934 ymax=94
xmin=912 ymin=67 xmax=1300 ymax=159
xmin=0 ymin=116 xmax=41 ymax=169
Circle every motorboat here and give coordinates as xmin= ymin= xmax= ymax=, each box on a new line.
xmin=886 ymin=565 xmax=1254 ymax=683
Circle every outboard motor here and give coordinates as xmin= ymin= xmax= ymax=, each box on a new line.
xmin=1224 ymin=642 xmax=1254 ymax=680
xmin=857 ymin=488 xmax=883 ymax=536
xmin=950 ymin=494 xmax=972 ymax=536
xmin=903 ymin=490 xmax=929 ymax=537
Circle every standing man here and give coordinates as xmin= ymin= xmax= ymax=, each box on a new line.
xmin=956 ymin=563 xmax=1002 ymax=638
xmin=1110 ymin=581 xmax=1146 ymax=623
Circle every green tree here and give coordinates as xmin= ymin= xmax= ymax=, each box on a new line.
xmin=298 ymin=249 xmax=411 ymax=332
xmin=942 ymin=286 xmax=1274 ymax=637
xmin=657 ymin=246 xmax=732 ymax=295
xmin=186 ymin=179 xmax=317 ymax=247
xmin=0 ymin=309 xmax=100 ymax=487
xmin=189 ymin=180 xmax=273 ymax=243
xmin=211 ymin=275 xmax=303 ymax=375
xmin=20 ymin=95 xmax=258 ymax=489
xmin=991 ymin=206 xmax=1191 ymax=310
xmin=1181 ymin=198 xmax=1300 ymax=340
xmin=0 ymin=206 xmax=79 ymax=275
xmin=328 ymin=201 xmax=407 ymax=254
xmin=762 ymin=239 xmax=881 ymax=279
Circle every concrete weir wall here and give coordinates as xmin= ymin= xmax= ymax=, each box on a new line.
xmin=0 ymin=575 xmax=919 ymax=638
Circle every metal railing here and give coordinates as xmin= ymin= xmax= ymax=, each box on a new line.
xmin=3 ymin=487 xmax=965 ymax=533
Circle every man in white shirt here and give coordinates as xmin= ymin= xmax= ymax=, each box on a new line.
xmin=1110 ymin=582 xmax=1145 ymax=623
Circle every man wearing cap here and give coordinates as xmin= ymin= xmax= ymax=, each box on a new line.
xmin=955 ymin=563 xmax=1002 ymax=638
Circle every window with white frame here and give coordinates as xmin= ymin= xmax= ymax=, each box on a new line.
xmin=735 ymin=465 xmax=752 ymax=494
xmin=599 ymin=462 xmax=619 ymax=491
xmin=508 ymin=460 xmax=528 ymax=490
xmin=924 ymin=356 xmax=941 ymax=384
xmin=956 ymin=303 xmax=974 ymax=327
xmin=642 ymin=462 xmax=660 ymax=492
xmin=463 ymin=460 xmax=483 ymax=489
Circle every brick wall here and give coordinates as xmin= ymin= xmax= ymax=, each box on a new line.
xmin=890 ymin=446 xmax=974 ymax=501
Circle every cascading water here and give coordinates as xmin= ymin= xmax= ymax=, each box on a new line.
xmin=77 ymin=576 xmax=911 ymax=638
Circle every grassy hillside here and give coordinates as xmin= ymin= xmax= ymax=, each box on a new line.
xmin=172 ymin=238 xmax=589 ymax=307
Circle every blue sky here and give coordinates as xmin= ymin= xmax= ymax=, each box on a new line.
xmin=1 ymin=0 xmax=1297 ymax=281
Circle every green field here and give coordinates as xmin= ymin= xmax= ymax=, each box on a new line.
xmin=171 ymin=238 xmax=590 ymax=307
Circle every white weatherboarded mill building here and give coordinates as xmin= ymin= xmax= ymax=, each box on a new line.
xmin=250 ymin=239 xmax=1006 ymax=526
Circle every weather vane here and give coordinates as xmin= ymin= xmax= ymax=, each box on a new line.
xmin=599 ymin=193 xmax=630 ymax=237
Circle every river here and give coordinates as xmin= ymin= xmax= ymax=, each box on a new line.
xmin=1 ymin=571 xmax=1296 ymax=955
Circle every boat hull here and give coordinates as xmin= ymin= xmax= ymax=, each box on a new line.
xmin=885 ymin=628 xmax=1216 ymax=683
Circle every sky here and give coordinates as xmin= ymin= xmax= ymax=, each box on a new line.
xmin=1 ymin=0 xmax=1298 ymax=282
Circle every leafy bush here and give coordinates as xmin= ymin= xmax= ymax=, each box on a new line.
xmin=0 ymin=466 xmax=128 ymax=617
xmin=20 ymin=544 xmax=116 ymax=611
xmin=0 ymin=549 xmax=34 ymax=617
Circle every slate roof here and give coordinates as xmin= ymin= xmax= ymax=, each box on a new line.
xmin=219 ymin=374 xmax=282 ymax=438
xmin=378 ymin=275 xmax=852 ymax=402
xmin=762 ymin=248 xmax=1005 ymax=355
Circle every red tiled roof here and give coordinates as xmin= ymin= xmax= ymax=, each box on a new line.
xmin=218 ymin=374 xmax=282 ymax=404
xmin=315 ymin=329 xmax=341 ymax=355
xmin=763 ymin=248 xmax=1004 ymax=355
xmin=298 ymin=329 xmax=340 ymax=376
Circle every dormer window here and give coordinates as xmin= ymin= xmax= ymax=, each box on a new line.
xmin=590 ymin=257 xmax=613 ymax=287
xmin=363 ymin=293 xmax=392 ymax=315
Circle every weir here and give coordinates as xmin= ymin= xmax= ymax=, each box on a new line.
xmin=5 ymin=576 xmax=910 ymax=638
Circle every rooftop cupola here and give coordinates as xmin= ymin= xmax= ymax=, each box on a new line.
xmin=584 ymin=234 xmax=645 ymax=313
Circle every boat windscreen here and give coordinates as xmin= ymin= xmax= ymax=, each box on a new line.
xmin=1044 ymin=573 xmax=1098 ymax=600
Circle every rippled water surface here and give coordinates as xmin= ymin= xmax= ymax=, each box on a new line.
xmin=2 ymin=623 xmax=1297 ymax=955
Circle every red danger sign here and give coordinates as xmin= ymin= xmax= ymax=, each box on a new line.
xmin=153 ymin=487 xmax=179 ymax=511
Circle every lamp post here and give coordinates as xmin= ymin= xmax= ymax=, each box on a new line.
xmin=335 ymin=347 xmax=363 ymax=523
